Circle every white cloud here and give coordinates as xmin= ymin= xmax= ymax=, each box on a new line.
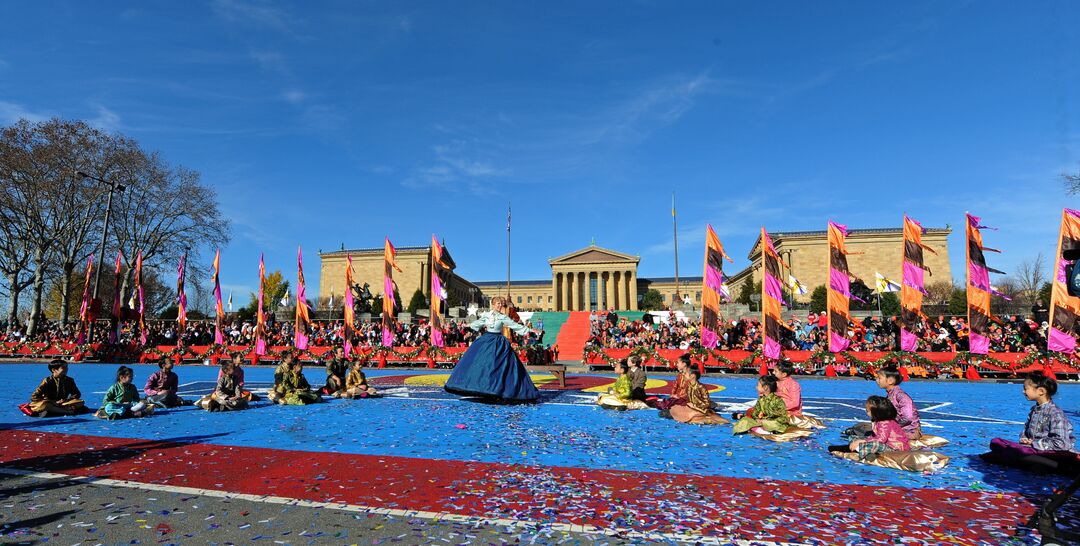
xmin=282 ymin=89 xmax=306 ymax=103
xmin=249 ymin=49 xmax=290 ymax=74
xmin=404 ymin=141 xmax=508 ymax=192
xmin=89 ymin=104 xmax=122 ymax=132
xmin=0 ymin=100 xmax=49 ymax=125
xmin=211 ymin=0 xmax=298 ymax=35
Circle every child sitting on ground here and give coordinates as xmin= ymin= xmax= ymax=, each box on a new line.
xmin=268 ymin=352 xmax=295 ymax=403
xmin=830 ymin=396 xmax=909 ymax=461
xmin=669 ymin=369 xmax=728 ymax=424
xmin=344 ymin=360 xmax=378 ymax=398
xmin=206 ymin=360 xmax=249 ymax=412
xmin=655 ymin=354 xmax=691 ymax=410
xmin=980 ymin=371 xmax=1078 ymax=473
xmin=773 ymin=360 xmax=825 ymax=429
xmin=277 ymin=358 xmax=322 ymax=405
xmin=24 ymin=360 xmax=88 ymax=417
xmin=844 ymin=365 xmax=921 ymax=440
xmin=597 ymin=359 xmax=648 ymax=410
xmin=97 ymin=366 xmax=152 ymax=419
xmin=144 ymin=357 xmax=187 ymax=408
xmin=627 ymin=356 xmax=648 ymax=402
xmin=732 ymin=375 xmax=789 ymax=434
xmin=324 ymin=346 xmax=349 ymax=396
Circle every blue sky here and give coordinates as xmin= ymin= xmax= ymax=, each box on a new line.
xmin=1 ymin=1 xmax=1077 ymax=302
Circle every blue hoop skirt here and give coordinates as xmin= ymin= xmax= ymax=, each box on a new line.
xmin=444 ymin=332 xmax=540 ymax=402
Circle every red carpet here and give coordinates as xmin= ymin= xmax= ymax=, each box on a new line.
xmin=553 ymin=311 xmax=591 ymax=361
xmin=0 ymin=429 xmax=1035 ymax=544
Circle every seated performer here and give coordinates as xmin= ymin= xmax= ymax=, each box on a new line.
xmin=597 ymin=359 xmax=648 ymax=410
xmin=267 ymin=352 xmax=295 ymax=404
xmin=324 ymin=346 xmax=349 ymax=396
xmin=843 ymin=365 xmax=948 ymax=448
xmin=654 ymin=354 xmax=691 ymax=410
xmin=443 ymin=296 xmax=539 ymax=402
xmin=732 ymin=375 xmax=789 ymax=434
xmin=221 ymin=352 xmax=259 ymax=400
xmin=24 ymin=360 xmax=88 ymax=417
xmin=144 ymin=357 xmax=187 ymax=408
xmin=204 ymin=360 xmax=249 ymax=412
xmin=669 ymin=369 xmax=729 ymax=425
xmin=830 ymin=396 xmax=909 ymax=461
xmin=981 ymin=371 xmax=1078 ymax=474
xmin=627 ymin=356 xmax=648 ymax=401
xmin=276 ymin=358 xmax=322 ymax=405
xmin=97 ymin=366 xmax=152 ymax=419
xmin=344 ymin=360 xmax=379 ymax=398
xmin=773 ymin=360 xmax=825 ymax=429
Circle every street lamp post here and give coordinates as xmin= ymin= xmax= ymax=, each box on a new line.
xmin=78 ymin=171 xmax=125 ymax=339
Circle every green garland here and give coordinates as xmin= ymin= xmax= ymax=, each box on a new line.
xmin=581 ymin=344 xmax=1079 ymax=378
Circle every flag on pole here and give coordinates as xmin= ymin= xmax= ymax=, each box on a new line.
xmin=280 ymin=290 xmax=290 ymax=307
xmin=761 ymin=227 xmax=786 ymax=361
xmin=76 ymin=255 xmax=93 ymax=344
xmin=507 ymin=204 xmax=511 ymax=232
xmin=295 ymin=246 xmax=311 ymax=350
xmin=827 ymin=221 xmax=853 ymax=353
xmin=874 ymin=272 xmax=902 ymax=293
xmin=344 ymin=254 xmax=355 ymax=355
xmin=228 ymin=291 xmax=233 ymax=312
xmin=1048 ymin=208 xmax=1080 ymax=353
xmin=430 ymin=235 xmax=448 ymax=348
xmin=176 ymin=253 xmax=187 ymax=345
xmin=328 ymin=291 xmax=334 ymax=310
xmin=966 ymin=213 xmax=1001 ymax=355
xmin=256 ymin=254 xmax=266 ymax=355
xmin=110 ymin=251 xmax=123 ymax=344
xmin=135 ymin=251 xmax=146 ymax=345
xmin=382 ymin=237 xmax=403 ymax=346
xmin=788 ymin=274 xmax=808 ymax=296
xmin=900 ymin=215 xmax=934 ymax=351
xmin=700 ymin=224 xmax=733 ymax=348
xmin=212 ymin=249 xmax=224 ymax=345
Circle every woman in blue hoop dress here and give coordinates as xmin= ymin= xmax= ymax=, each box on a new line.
xmin=444 ymin=296 xmax=540 ymax=402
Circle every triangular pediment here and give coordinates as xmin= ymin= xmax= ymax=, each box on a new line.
xmin=549 ymin=245 xmax=639 ymax=265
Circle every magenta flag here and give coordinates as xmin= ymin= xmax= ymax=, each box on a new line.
xmin=256 ymin=253 xmax=267 ymax=355
xmin=212 ymin=249 xmax=224 ymax=345
xmin=295 ymin=246 xmax=311 ymax=350
xmin=76 ymin=254 xmax=94 ymax=345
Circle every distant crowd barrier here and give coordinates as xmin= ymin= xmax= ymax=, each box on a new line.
xmin=583 ymin=346 xmax=1080 ymax=379
xmin=0 ymin=341 xmax=557 ymax=368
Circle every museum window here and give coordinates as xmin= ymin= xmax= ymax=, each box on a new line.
xmin=517 ymin=296 xmax=522 ymax=304
xmin=527 ymin=296 xmax=532 ymax=303
xmin=696 ymin=291 xmax=701 ymax=301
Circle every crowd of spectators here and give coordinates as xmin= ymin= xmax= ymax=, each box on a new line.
xmin=0 ymin=316 xmax=501 ymax=349
xmin=587 ymin=309 xmax=1053 ymax=353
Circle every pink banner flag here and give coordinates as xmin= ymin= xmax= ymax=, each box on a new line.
xmin=212 ymin=249 xmax=224 ymax=345
xmin=76 ymin=254 xmax=94 ymax=345
xmin=134 ymin=251 xmax=147 ymax=345
xmin=295 ymin=246 xmax=311 ymax=350
xmin=176 ymin=253 xmax=187 ymax=346
xmin=110 ymin=251 xmax=123 ymax=344
xmin=256 ymin=254 xmax=266 ymax=355
xmin=344 ymin=254 xmax=355 ymax=356
xmin=382 ymin=238 xmax=402 ymax=347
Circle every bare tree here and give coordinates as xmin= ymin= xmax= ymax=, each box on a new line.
xmin=925 ymin=280 xmax=955 ymax=306
xmin=1014 ymin=253 xmax=1047 ymax=306
xmin=1065 ymin=164 xmax=1080 ymax=195
xmin=0 ymin=203 xmax=34 ymax=330
xmin=110 ymin=148 xmax=231 ymax=305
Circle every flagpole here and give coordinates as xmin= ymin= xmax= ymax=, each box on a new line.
xmin=506 ymin=202 xmax=511 ymax=301
xmin=672 ymin=192 xmax=680 ymax=303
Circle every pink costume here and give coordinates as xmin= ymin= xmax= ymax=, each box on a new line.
xmin=871 ymin=420 xmax=911 ymax=451
xmin=776 ymin=376 xmax=803 ymax=416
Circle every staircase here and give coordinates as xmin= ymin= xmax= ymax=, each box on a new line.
xmin=553 ymin=311 xmax=592 ymax=362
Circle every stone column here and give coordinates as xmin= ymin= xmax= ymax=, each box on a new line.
xmin=604 ymin=271 xmax=614 ymax=311
xmin=553 ymin=272 xmax=561 ymax=311
xmin=628 ymin=270 xmax=638 ymax=311
xmin=578 ymin=271 xmax=586 ymax=311
xmin=617 ymin=269 xmax=626 ymax=308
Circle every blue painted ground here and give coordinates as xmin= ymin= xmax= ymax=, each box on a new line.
xmin=2 ymin=363 xmax=1077 ymax=498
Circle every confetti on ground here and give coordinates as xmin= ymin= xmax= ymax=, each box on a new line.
xmin=0 ymin=363 xmax=1077 ymax=544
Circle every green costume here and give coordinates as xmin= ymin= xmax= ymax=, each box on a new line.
xmin=732 ymin=392 xmax=790 ymax=434
xmin=279 ymin=370 xmax=321 ymax=405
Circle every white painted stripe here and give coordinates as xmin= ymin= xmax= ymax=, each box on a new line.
xmin=0 ymin=467 xmax=802 ymax=546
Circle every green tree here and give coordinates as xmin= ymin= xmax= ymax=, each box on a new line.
xmin=407 ymin=288 xmax=427 ymax=314
xmin=809 ymin=285 xmax=827 ymax=315
xmin=639 ymin=289 xmax=663 ymax=310
xmin=1037 ymin=281 xmax=1052 ymax=306
xmin=736 ymin=280 xmax=753 ymax=305
xmin=879 ymin=292 xmax=900 ymax=317
xmin=948 ymin=287 xmax=967 ymax=316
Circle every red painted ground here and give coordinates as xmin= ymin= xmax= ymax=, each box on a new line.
xmin=0 ymin=430 xmax=1035 ymax=544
